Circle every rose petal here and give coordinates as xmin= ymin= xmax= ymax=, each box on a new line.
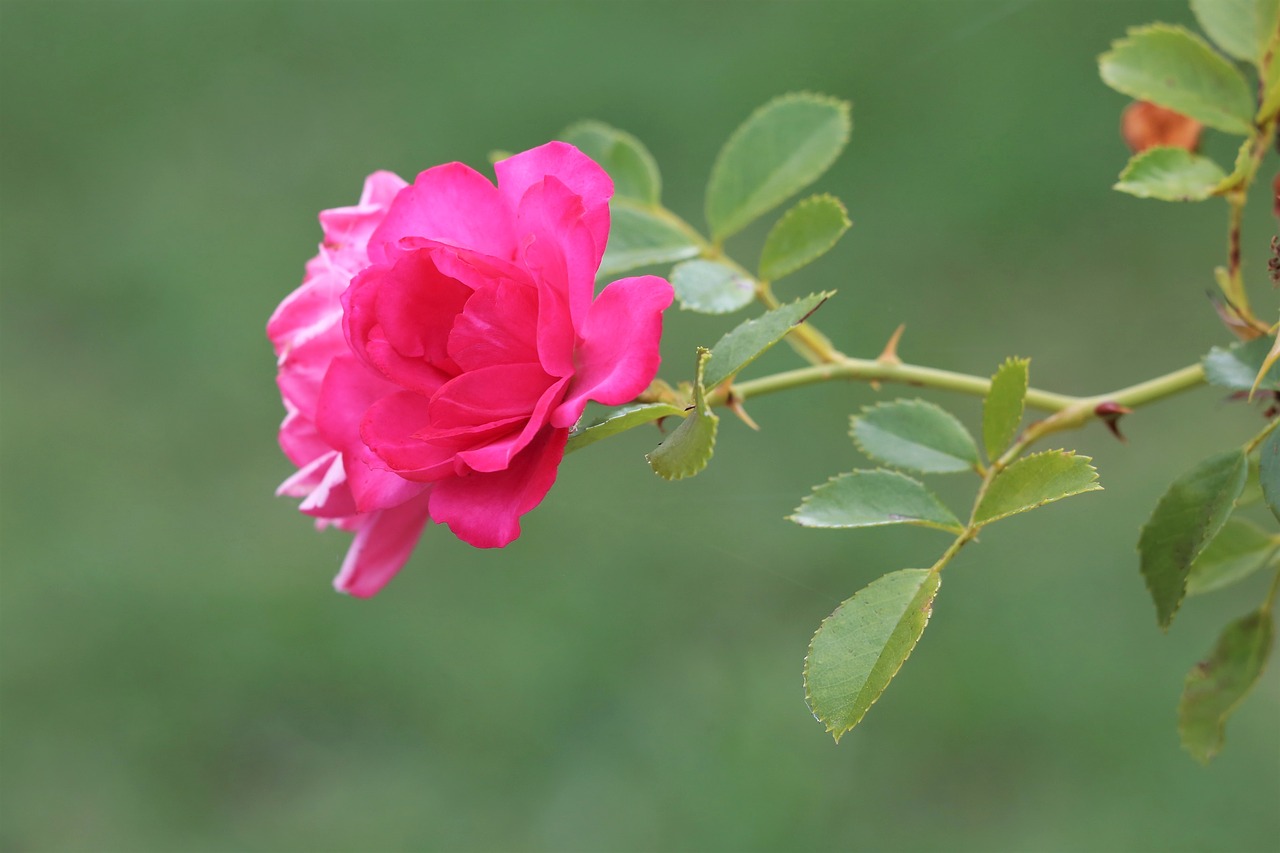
xmin=319 ymin=170 xmax=407 ymax=255
xmin=367 ymin=162 xmax=516 ymax=266
xmin=298 ymin=454 xmax=358 ymax=519
xmin=456 ymin=376 xmax=569 ymax=473
xmin=428 ymin=363 xmax=555 ymax=428
xmin=429 ymin=426 xmax=569 ymax=548
xmin=343 ymin=251 xmax=467 ymax=393
xmin=360 ymin=390 xmax=461 ymax=482
xmin=516 ymin=175 xmax=601 ymax=343
xmin=333 ymin=491 xmax=433 ymax=598
xmin=447 ymin=279 xmax=540 ymax=371
xmin=552 ymin=275 xmax=673 ymax=428
xmin=496 ymin=142 xmax=611 ymax=253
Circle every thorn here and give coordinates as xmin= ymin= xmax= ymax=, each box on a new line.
xmin=727 ymin=392 xmax=760 ymax=431
xmin=1094 ymin=401 xmax=1132 ymax=442
xmin=877 ymin=324 xmax=906 ymax=366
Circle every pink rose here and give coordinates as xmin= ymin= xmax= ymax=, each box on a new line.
xmin=269 ymin=143 xmax=673 ymax=597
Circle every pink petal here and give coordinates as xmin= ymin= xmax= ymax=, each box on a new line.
xmin=552 ymin=275 xmax=673 ymax=428
xmin=361 ymin=390 xmax=467 ymax=482
xmin=277 ymin=404 xmax=329 ymax=468
xmin=516 ymin=175 xmax=602 ymax=341
xmin=367 ymin=162 xmax=516 ymax=266
xmin=429 ymin=426 xmax=569 ymax=548
xmin=427 ymin=363 xmax=555 ymax=428
xmin=495 ymin=142 xmax=611 ymax=253
xmin=456 ymin=376 xmax=568 ymax=473
xmin=277 ymin=450 xmax=337 ymax=497
xmin=343 ymin=252 xmax=466 ymax=393
xmin=333 ymin=491 xmax=433 ymax=598
xmin=319 ymin=170 xmax=407 ymax=254
xmin=447 ymin=279 xmax=539 ymax=371
xmin=298 ymin=454 xmax=358 ymax=519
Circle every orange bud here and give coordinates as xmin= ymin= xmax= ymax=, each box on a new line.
xmin=1120 ymin=101 xmax=1203 ymax=153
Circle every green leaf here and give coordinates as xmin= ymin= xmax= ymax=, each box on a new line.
xmin=701 ymin=292 xmax=831 ymax=390
xmin=599 ymin=202 xmax=700 ymax=279
xmin=790 ymin=469 xmax=964 ymax=534
xmin=851 ymin=399 xmax=981 ymax=475
xmin=671 ymin=259 xmax=756 ymax=315
xmin=647 ymin=348 xmax=718 ymax=480
xmin=1259 ymin=427 xmax=1280 ymax=523
xmin=973 ymin=450 xmax=1102 ymax=526
xmin=758 ymin=194 xmax=851 ymax=282
xmin=1099 ymin=24 xmax=1257 ymax=135
xmin=1178 ymin=609 xmax=1274 ymax=764
xmin=706 ymin=93 xmax=851 ymax=241
xmin=1113 ymin=146 xmax=1228 ymax=202
xmin=559 ymin=120 xmax=661 ymax=206
xmin=983 ymin=357 xmax=1029 ymax=462
xmin=1190 ymin=0 xmax=1280 ymax=64
xmin=805 ymin=569 xmax=942 ymax=742
xmin=1140 ymin=450 xmax=1248 ymax=628
xmin=1202 ymin=336 xmax=1280 ymax=392
xmin=565 ymin=403 xmax=685 ymax=454
xmin=1187 ymin=518 xmax=1278 ymax=595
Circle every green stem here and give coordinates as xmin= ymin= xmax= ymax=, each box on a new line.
xmin=716 ymin=357 xmax=1206 ymax=420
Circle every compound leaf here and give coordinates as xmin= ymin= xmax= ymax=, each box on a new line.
xmin=983 ymin=357 xmax=1029 ymax=461
xmin=1140 ymin=449 xmax=1248 ymax=628
xmin=672 ymin=259 xmax=756 ymax=314
xmin=758 ymin=194 xmax=850 ymax=283
xmin=805 ymin=569 xmax=942 ymax=743
xmin=702 ymin=292 xmax=831 ymax=390
xmin=1179 ymin=609 xmax=1274 ymax=764
xmin=973 ymin=450 xmax=1101 ymax=526
xmin=790 ymin=469 xmax=964 ymax=534
xmin=599 ymin=203 xmax=700 ymax=279
xmin=852 ymin=400 xmax=981 ymax=475
xmin=1113 ymin=147 xmax=1227 ymax=202
xmin=1099 ymin=24 xmax=1256 ymax=135
xmin=707 ymin=93 xmax=851 ymax=241
xmin=1187 ymin=517 xmax=1278 ymax=596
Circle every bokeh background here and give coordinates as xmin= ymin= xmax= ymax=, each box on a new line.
xmin=3 ymin=1 xmax=1278 ymax=850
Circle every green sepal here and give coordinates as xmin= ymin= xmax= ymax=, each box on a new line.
xmin=647 ymin=348 xmax=718 ymax=480
xmin=983 ymin=357 xmax=1029 ymax=462
xmin=790 ymin=469 xmax=964 ymax=534
xmin=565 ymin=403 xmax=686 ymax=455
xmin=702 ymin=292 xmax=831 ymax=390
xmin=973 ymin=450 xmax=1101 ymax=527
xmin=1178 ymin=608 xmax=1274 ymax=764
xmin=1139 ymin=449 xmax=1248 ymax=629
xmin=1187 ymin=518 xmax=1279 ymax=596
xmin=1113 ymin=147 xmax=1227 ymax=202
xmin=559 ymin=120 xmax=661 ymax=206
xmin=851 ymin=399 xmax=981 ymax=475
xmin=758 ymin=194 xmax=850 ymax=283
xmin=805 ymin=568 xmax=942 ymax=743
xmin=1099 ymin=24 xmax=1256 ymax=135
xmin=671 ymin=259 xmax=756 ymax=315
xmin=706 ymin=93 xmax=851 ymax=241
xmin=599 ymin=203 xmax=700 ymax=279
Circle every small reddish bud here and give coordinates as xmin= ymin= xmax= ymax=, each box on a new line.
xmin=1094 ymin=401 xmax=1133 ymax=442
xmin=1120 ymin=101 xmax=1202 ymax=154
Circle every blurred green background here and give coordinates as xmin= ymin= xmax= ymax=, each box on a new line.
xmin=3 ymin=1 xmax=1278 ymax=850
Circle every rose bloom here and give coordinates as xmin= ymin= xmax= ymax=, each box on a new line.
xmin=268 ymin=143 xmax=673 ymax=597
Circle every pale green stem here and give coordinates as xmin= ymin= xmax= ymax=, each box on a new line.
xmin=717 ymin=357 xmax=1205 ymax=418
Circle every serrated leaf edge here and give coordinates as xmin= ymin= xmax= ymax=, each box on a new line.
xmin=758 ymin=193 xmax=851 ymax=282
xmin=1112 ymin=146 xmax=1227 ymax=202
xmin=983 ymin=356 xmax=1030 ymax=462
xmin=787 ymin=468 xmax=965 ymax=534
xmin=706 ymin=92 xmax=852 ymax=240
xmin=803 ymin=569 xmax=941 ymax=742
xmin=849 ymin=398 xmax=981 ymax=475
xmin=973 ymin=449 xmax=1103 ymax=527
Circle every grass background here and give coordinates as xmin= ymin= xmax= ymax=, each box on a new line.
xmin=2 ymin=1 xmax=1278 ymax=850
